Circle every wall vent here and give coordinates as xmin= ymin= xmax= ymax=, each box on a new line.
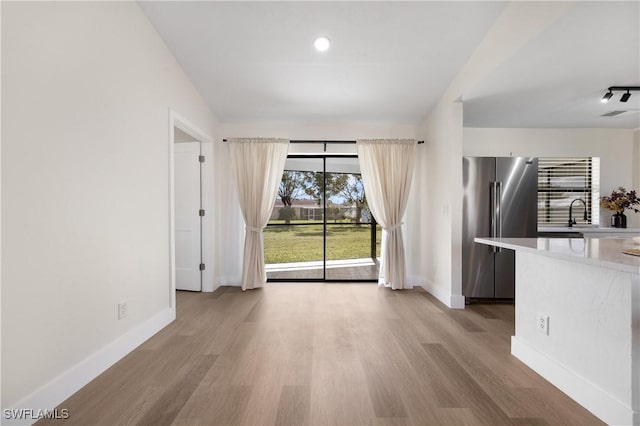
xmin=601 ymin=110 xmax=627 ymax=117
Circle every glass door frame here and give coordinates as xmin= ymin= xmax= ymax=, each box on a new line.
xmin=266 ymin=146 xmax=378 ymax=283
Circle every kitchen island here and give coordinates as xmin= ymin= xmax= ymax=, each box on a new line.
xmin=475 ymin=236 xmax=639 ymax=426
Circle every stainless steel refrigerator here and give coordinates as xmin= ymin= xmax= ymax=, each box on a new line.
xmin=462 ymin=157 xmax=538 ymax=299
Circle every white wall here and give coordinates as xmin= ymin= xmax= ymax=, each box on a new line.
xmin=211 ymin=140 xmax=243 ymax=285
xmin=1 ymin=2 xmax=219 ymax=410
xmin=219 ymin=122 xmax=417 ymax=141
xmin=464 ymin=128 xmax=639 ymax=228
xmin=634 ymin=129 xmax=640 ymax=196
xmin=406 ymin=100 xmax=464 ymax=307
xmin=0 ymin=0 xmax=4 ymax=411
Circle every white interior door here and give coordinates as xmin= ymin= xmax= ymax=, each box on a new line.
xmin=174 ymin=141 xmax=202 ymax=291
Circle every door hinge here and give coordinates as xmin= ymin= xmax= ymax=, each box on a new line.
xmin=199 ymin=209 xmax=205 ymax=217
xmin=199 ymin=263 xmax=205 ymax=271
xmin=199 ymin=155 xmax=205 ymax=163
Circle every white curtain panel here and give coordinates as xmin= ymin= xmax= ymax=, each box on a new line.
xmin=357 ymin=139 xmax=417 ymax=290
xmin=229 ymin=138 xmax=289 ymax=291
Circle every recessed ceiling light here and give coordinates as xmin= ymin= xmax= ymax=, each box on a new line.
xmin=314 ymin=36 xmax=331 ymax=52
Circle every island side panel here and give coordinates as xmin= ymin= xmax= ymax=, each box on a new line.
xmin=512 ymin=251 xmax=636 ymax=425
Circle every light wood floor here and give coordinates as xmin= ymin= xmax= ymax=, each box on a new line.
xmin=38 ymin=284 xmax=602 ymax=426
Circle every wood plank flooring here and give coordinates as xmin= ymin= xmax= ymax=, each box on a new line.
xmin=38 ymin=284 xmax=602 ymax=426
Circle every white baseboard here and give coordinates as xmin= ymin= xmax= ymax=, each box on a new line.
xmin=202 ymin=281 xmax=221 ymax=293
xmin=411 ymin=275 xmax=465 ymax=309
xmin=512 ymin=336 xmax=636 ymax=426
xmin=380 ymin=277 xmax=414 ymax=289
xmin=3 ymin=308 xmax=175 ymax=426
xmin=219 ymin=276 xmax=241 ymax=286
xmin=449 ymin=294 xmax=466 ymax=309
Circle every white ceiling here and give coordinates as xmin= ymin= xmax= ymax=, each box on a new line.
xmin=140 ymin=1 xmax=640 ymax=129
xmin=463 ymin=1 xmax=640 ymax=129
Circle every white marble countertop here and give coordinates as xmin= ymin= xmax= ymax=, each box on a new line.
xmin=538 ymin=226 xmax=640 ymax=234
xmin=475 ymin=237 xmax=640 ymax=274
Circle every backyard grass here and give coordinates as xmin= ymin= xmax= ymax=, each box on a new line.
xmin=264 ymin=224 xmax=381 ymax=264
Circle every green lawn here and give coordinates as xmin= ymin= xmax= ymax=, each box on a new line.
xmin=264 ymin=224 xmax=381 ymax=264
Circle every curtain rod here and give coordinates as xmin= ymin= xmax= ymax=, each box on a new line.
xmin=222 ymin=139 xmax=424 ymax=144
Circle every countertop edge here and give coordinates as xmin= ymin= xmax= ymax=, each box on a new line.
xmin=474 ymin=237 xmax=640 ymax=275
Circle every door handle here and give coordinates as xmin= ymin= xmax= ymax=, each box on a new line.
xmin=490 ymin=182 xmax=499 ymax=253
xmin=490 ymin=182 xmax=496 ymax=237
xmin=496 ymin=181 xmax=502 ymax=252
xmin=496 ymin=181 xmax=502 ymax=238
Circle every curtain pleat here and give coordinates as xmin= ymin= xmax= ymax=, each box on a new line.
xmin=356 ymin=139 xmax=416 ymax=290
xmin=229 ymin=138 xmax=289 ymax=290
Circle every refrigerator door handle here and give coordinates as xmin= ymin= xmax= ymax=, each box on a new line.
xmin=490 ymin=182 xmax=499 ymax=253
xmin=496 ymin=181 xmax=502 ymax=252
xmin=496 ymin=181 xmax=503 ymax=238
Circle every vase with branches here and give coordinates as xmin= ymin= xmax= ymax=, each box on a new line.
xmin=600 ymin=187 xmax=639 ymax=228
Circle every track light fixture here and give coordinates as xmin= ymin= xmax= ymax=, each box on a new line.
xmin=620 ymin=90 xmax=631 ymax=102
xmin=601 ymin=86 xmax=639 ymax=103
xmin=601 ymin=91 xmax=613 ymax=103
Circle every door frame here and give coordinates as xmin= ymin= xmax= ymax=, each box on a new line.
xmin=168 ymin=109 xmax=213 ymax=311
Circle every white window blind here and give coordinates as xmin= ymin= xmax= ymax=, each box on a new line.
xmin=538 ymin=157 xmax=599 ymax=226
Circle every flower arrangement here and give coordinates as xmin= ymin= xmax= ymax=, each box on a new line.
xmin=600 ymin=187 xmax=640 ymax=214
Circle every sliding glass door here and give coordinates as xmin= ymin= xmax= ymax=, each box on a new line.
xmin=264 ymin=150 xmax=379 ymax=282
xmin=264 ymin=157 xmax=324 ymax=280
xmin=324 ymin=157 xmax=380 ymax=280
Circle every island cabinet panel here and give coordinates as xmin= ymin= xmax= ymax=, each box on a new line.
xmin=513 ymin=252 xmax=638 ymax=426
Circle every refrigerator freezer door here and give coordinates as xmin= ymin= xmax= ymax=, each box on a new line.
xmin=494 ymin=157 xmax=538 ymax=298
xmin=462 ymin=157 xmax=496 ymax=298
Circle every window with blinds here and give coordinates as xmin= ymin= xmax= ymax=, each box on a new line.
xmin=538 ymin=157 xmax=600 ymax=226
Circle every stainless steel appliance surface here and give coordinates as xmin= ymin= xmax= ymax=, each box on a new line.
xmin=462 ymin=157 xmax=538 ymax=299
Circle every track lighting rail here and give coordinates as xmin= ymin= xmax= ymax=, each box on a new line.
xmin=602 ymin=86 xmax=639 ymax=103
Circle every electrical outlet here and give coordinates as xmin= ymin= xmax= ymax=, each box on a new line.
xmin=118 ymin=301 xmax=128 ymax=320
xmin=537 ymin=313 xmax=549 ymax=335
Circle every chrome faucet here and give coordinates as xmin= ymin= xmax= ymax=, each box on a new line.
xmin=568 ymin=198 xmax=588 ymax=228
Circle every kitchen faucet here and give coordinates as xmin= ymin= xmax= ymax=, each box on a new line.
xmin=568 ymin=198 xmax=588 ymax=228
